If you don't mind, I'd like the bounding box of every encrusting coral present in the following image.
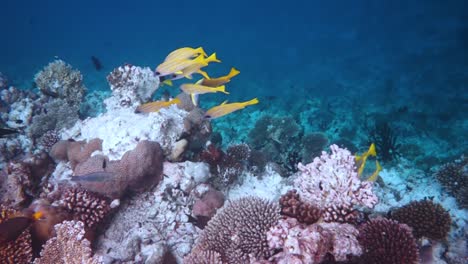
[33,220,103,264]
[389,198,452,240]
[190,196,280,263]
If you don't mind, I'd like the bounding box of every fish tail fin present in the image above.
[229,67,240,78]
[244,97,259,106]
[206,53,221,63]
[184,74,193,79]
[218,85,229,94]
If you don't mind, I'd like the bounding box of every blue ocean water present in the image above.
[1,1,468,262]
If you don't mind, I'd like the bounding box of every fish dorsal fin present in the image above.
[195,79,204,85]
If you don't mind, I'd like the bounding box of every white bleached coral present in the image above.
[105,64,160,110]
[62,105,188,160]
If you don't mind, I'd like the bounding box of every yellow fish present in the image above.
[165,47,207,62]
[197,67,240,87]
[205,98,259,119]
[135,98,181,113]
[156,54,207,77]
[180,84,229,95]
[173,62,210,80]
[356,143,377,176]
[367,160,382,182]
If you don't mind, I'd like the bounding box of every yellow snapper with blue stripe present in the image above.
[197,67,240,87]
[180,83,229,95]
[205,98,259,119]
[135,98,181,113]
[156,53,220,78]
[164,47,207,62]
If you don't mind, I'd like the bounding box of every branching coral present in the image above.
[358,218,419,264]
[279,189,322,224]
[295,144,378,223]
[34,60,86,107]
[192,196,280,263]
[34,220,103,264]
[390,199,451,240]
[105,64,160,110]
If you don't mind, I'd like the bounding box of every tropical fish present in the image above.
[205,98,259,119]
[0,211,43,244]
[180,84,229,95]
[198,67,240,87]
[165,47,207,62]
[156,53,220,78]
[156,54,207,77]
[0,127,19,137]
[135,98,181,113]
[176,63,210,80]
[355,143,381,181]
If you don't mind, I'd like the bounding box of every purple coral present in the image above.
[266,218,361,263]
[295,144,378,222]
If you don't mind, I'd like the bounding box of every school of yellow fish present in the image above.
[136,47,258,119]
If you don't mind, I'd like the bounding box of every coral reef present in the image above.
[0,72,8,89]
[279,189,322,224]
[390,198,452,240]
[34,220,103,264]
[434,156,467,209]
[34,60,86,107]
[190,196,280,263]
[358,218,419,264]
[0,205,33,264]
[295,144,378,222]
[266,217,361,263]
[105,64,160,110]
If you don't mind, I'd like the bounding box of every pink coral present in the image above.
[266,218,361,263]
[295,144,378,222]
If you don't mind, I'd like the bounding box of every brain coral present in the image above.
[192,196,280,263]
[390,199,451,240]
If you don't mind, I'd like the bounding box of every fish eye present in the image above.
[204,115,211,119]
[155,71,161,75]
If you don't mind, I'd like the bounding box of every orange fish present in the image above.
[135,98,181,113]
[205,98,259,119]
[198,67,240,87]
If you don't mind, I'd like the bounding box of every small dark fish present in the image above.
[0,127,19,137]
[0,211,42,244]
[72,171,115,182]
[40,88,59,98]
[91,56,103,71]
[0,217,32,243]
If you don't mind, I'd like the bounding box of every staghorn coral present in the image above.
[34,220,103,264]
[295,144,378,222]
[434,157,468,208]
[390,199,451,240]
[0,205,33,264]
[192,196,280,263]
[105,64,160,110]
[266,218,361,263]
[59,188,111,229]
[279,189,322,224]
[358,218,419,264]
[34,60,86,107]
